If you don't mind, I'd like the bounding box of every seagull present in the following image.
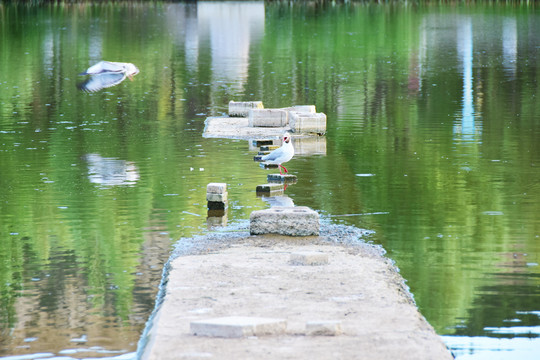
[261,133,294,175]
[79,61,139,80]
[77,72,129,93]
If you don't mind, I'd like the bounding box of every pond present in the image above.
[0,1,539,359]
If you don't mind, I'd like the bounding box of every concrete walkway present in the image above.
[138,227,454,360]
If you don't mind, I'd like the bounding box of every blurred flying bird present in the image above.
[78,61,139,92]
[79,61,139,80]
[77,72,128,93]
[261,133,294,175]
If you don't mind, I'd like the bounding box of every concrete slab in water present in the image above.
[138,232,454,360]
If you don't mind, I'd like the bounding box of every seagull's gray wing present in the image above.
[80,61,125,75]
[261,146,285,162]
[77,72,127,92]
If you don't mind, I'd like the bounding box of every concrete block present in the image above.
[207,183,227,194]
[229,101,264,117]
[267,174,297,183]
[191,316,287,338]
[206,192,228,202]
[252,139,274,147]
[249,109,288,128]
[253,155,264,162]
[207,201,227,210]
[260,145,280,151]
[290,252,329,266]
[260,162,279,169]
[250,206,320,236]
[289,112,327,134]
[305,321,342,336]
[281,105,316,114]
[256,183,284,193]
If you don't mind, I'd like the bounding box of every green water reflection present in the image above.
[0,1,539,358]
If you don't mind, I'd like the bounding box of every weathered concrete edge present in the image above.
[135,230,251,358]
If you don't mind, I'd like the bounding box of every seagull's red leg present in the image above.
[279,165,284,175]
[282,165,288,174]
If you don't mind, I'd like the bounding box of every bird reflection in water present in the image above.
[77,61,139,92]
[84,154,140,188]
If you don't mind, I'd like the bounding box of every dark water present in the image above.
[1,2,539,359]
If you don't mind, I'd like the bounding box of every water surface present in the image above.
[1,2,539,359]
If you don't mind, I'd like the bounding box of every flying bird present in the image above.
[77,72,129,93]
[79,61,139,80]
[261,133,294,175]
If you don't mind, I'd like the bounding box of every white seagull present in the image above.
[261,133,295,175]
[79,61,139,80]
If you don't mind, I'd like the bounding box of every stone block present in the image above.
[260,145,280,151]
[305,321,342,336]
[289,112,327,134]
[253,155,264,162]
[207,183,227,194]
[281,105,316,114]
[250,206,320,236]
[229,101,264,117]
[248,109,288,128]
[206,192,228,202]
[290,252,329,266]
[191,316,287,338]
[260,163,279,169]
[252,139,275,147]
[256,183,284,193]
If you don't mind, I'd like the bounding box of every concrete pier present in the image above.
[138,227,454,360]
[204,101,326,138]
